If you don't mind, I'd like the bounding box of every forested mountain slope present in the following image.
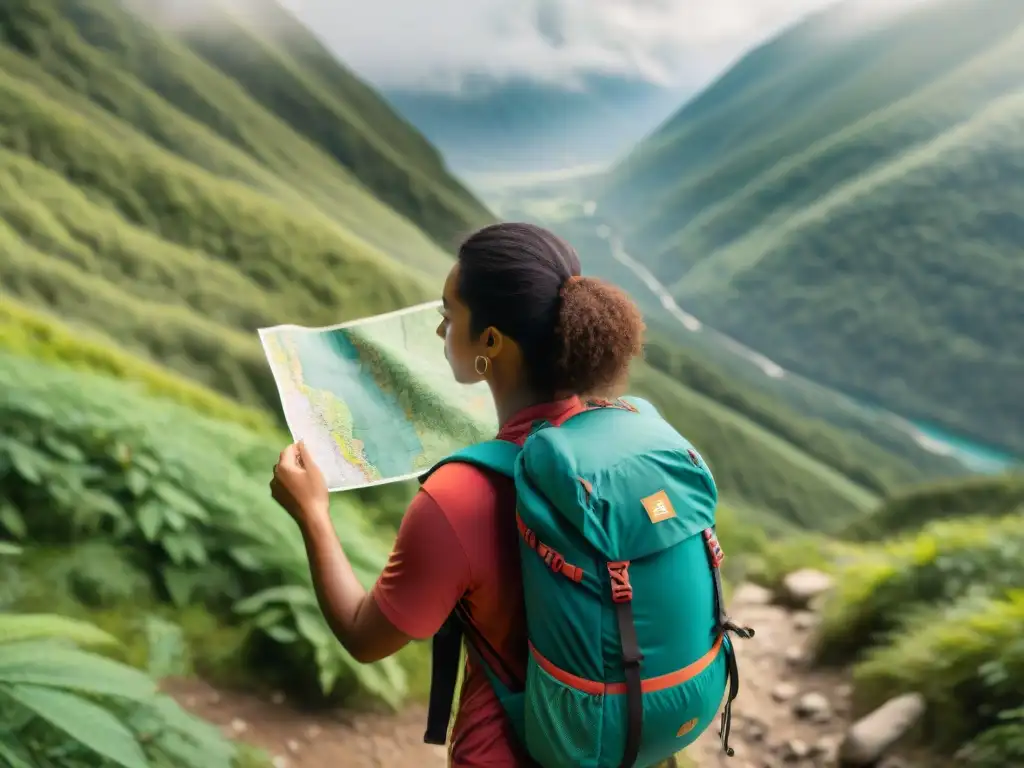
[600,0,1024,455]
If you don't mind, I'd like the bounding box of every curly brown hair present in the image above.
[555,275,644,395]
[457,222,645,397]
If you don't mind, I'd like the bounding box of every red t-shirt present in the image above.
[371,396,585,767]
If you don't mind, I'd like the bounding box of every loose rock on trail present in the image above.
[167,571,924,768]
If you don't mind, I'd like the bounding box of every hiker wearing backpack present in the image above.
[270,222,753,768]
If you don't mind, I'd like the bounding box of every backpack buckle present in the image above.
[607,561,633,604]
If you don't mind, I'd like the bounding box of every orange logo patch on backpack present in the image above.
[641,490,676,524]
[676,718,698,738]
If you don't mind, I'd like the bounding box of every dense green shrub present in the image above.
[815,514,1024,664]
[807,511,1024,761]
[0,545,259,768]
[841,473,1024,540]
[0,352,407,706]
[852,591,1024,758]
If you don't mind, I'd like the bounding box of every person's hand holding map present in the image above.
[259,301,498,492]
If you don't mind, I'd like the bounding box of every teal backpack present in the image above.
[422,397,754,768]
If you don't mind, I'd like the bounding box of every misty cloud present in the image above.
[286,0,842,92]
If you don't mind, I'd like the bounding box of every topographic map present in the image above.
[259,302,497,491]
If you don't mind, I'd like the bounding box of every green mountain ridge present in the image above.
[599,0,1024,456]
[0,0,944,534]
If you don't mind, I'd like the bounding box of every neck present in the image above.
[489,381,547,429]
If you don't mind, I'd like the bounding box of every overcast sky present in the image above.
[285,0,842,93]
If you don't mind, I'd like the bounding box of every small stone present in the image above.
[785,647,806,666]
[270,691,285,705]
[183,695,197,708]
[839,693,925,767]
[779,569,834,609]
[271,757,288,768]
[305,724,322,739]
[793,611,819,631]
[811,735,839,761]
[208,692,221,705]
[285,739,300,754]
[793,692,832,723]
[781,739,811,761]
[746,721,767,743]
[229,718,247,735]
[771,682,799,703]
[733,583,773,606]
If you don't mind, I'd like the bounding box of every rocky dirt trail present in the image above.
[168,571,924,768]
[685,580,856,768]
[166,679,447,768]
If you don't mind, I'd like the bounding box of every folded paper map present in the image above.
[259,302,497,491]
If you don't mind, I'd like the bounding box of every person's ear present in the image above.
[482,326,504,358]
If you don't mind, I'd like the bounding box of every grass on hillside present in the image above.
[0,295,275,433]
[600,0,1024,455]
[841,473,1024,540]
[1,0,492,255]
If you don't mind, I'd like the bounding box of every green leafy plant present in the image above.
[851,591,1024,755]
[956,707,1024,767]
[0,352,406,705]
[0,543,250,767]
[810,510,1024,760]
[815,513,1024,664]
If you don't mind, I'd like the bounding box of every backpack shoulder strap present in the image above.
[419,439,520,483]
[422,439,521,747]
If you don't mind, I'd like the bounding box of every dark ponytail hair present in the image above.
[457,222,645,396]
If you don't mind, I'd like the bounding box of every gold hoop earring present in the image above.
[474,355,490,376]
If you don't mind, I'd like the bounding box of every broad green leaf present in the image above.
[5,442,44,484]
[0,732,34,768]
[294,608,332,647]
[0,614,121,649]
[180,534,209,565]
[234,585,315,615]
[227,546,261,570]
[0,642,157,700]
[0,504,27,540]
[263,624,299,643]
[1,684,148,768]
[136,501,164,542]
[162,535,188,565]
[152,482,209,521]
[125,468,150,497]
[251,606,289,629]
[163,567,198,608]
[0,542,22,556]
[41,435,86,463]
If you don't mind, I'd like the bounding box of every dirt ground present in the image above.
[166,584,896,768]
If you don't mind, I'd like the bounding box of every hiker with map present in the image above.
[267,222,752,768]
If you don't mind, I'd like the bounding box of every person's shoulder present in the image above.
[421,460,511,521]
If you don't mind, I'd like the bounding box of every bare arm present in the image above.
[298,514,411,664]
[271,442,470,663]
